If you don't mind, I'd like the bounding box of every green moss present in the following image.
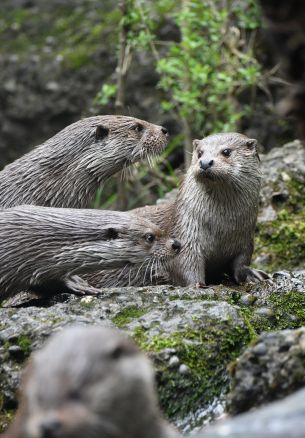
[254,174,305,272]
[0,390,15,432]
[133,321,250,420]
[79,300,96,310]
[112,306,148,328]
[270,291,305,329]
[255,182,305,273]
[255,211,305,271]
[16,335,32,357]
[236,291,305,338]
[0,392,13,433]
[0,410,13,434]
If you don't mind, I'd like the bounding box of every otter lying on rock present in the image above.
[0,205,180,301]
[0,116,169,208]
[85,132,269,287]
[4,326,180,438]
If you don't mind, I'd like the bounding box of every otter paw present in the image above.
[235,266,271,284]
[195,282,208,289]
[65,275,103,296]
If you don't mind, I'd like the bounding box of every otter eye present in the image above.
[144,233,155,243]
[109,345,125,360]
[69,389,81,400]
[105,228,118,240]
[197,150,203,159]
[132,123,144,133]
[222,148,232,157]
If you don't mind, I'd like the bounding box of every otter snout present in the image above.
[39,416,62,438]
[26,414,63,438]
[200,159,214,170]
[171,239,181,254]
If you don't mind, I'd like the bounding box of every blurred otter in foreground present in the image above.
[4,326,180,438]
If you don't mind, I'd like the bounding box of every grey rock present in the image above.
[259,140,305,209]
[228,327,305,415]
[1,272,305,433]
[0,284,248,429]
[196,387,305,438]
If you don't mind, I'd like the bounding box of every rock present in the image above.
[1,272,305,433]
[228,327,305,415]
[196,387,305,438]
[259,140,305,212]
[254,140,305,273]
[0,287,249,432]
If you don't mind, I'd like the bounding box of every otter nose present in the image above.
[161,127,168,135]
[200,159,214,170]
[172,239,181,253]
[40,418,62,438]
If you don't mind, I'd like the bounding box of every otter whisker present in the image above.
[150,257,155,283]
[143,257,153,286]
[134,257,149,283]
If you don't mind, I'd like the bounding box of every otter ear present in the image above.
[193,139,200,149]
[105,228,119,240]
[95,125,109,141]
[246,139,257,150]
[246,138,260,160]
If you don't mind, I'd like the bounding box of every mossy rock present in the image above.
[254,140,305,273]
[0,272,305,432]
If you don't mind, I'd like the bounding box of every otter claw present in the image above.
[235,266,270,284]
[65,275,103,296]
[195,282,208,289]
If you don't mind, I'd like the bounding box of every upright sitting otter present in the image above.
[4,326,180,438]
[0,205,180,301]
[0,116,168,208]
[86,133,268,287]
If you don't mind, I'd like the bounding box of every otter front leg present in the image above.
[30,275,103,296]
[232,254,270,284]
[179,256,206,287]
[64,275,103,295]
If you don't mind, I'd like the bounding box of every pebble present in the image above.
[169,355,180,367]
[179,364,191,375]
[239,294,257,306]
[252,342,267,356]
[254,307,274,317]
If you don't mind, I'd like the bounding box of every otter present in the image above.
[4,326,180,438]
[85,133,268,287]
[0,205,180,301]
[0,116,169,209]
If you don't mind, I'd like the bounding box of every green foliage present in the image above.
[93,0,263,207]
[96,83,118,106]
[156,0,261,135]
[96,0,261,136]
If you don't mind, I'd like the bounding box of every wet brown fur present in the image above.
[0,205,180,301]
[0,116,168,208]
[86,132,268,287]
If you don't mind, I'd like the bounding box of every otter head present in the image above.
[21,326,160,438]
[123,218,181,265]
[191,132,260,186]
[84,116,169,179]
